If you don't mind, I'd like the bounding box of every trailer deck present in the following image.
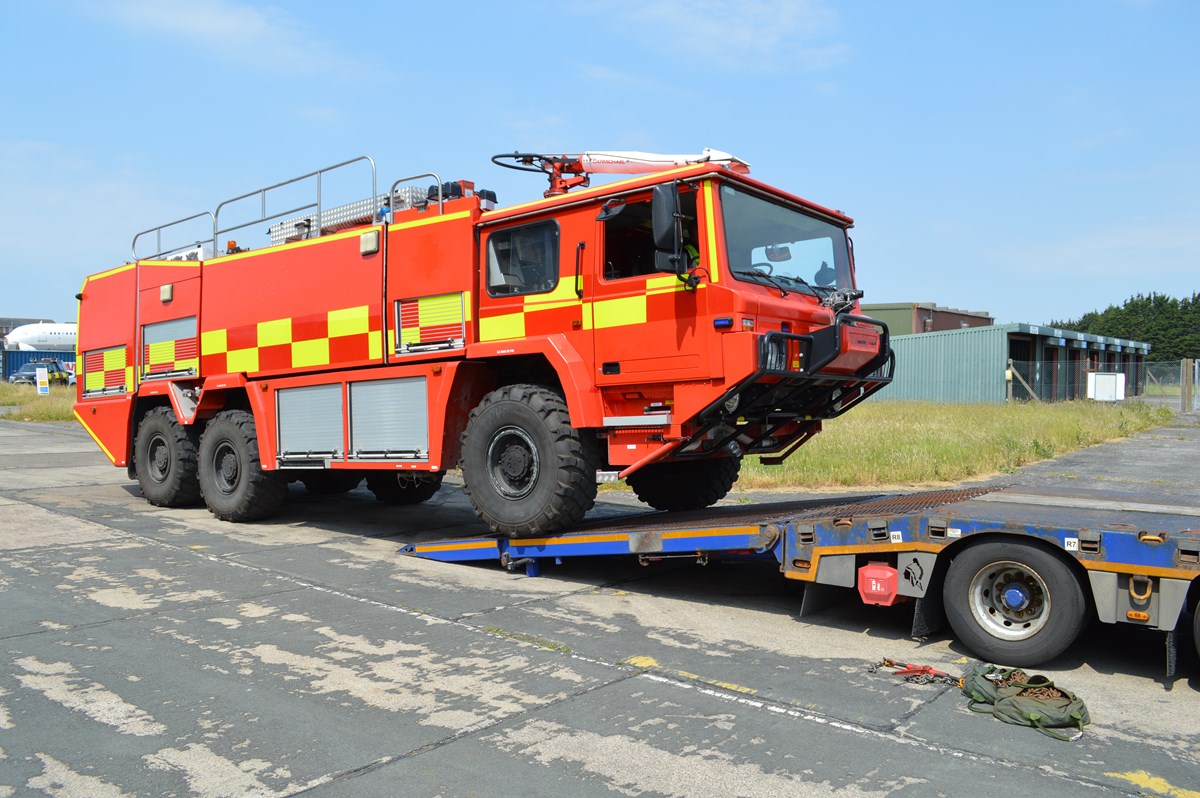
[403,482,1200,671]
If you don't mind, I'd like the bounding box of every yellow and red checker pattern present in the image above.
[83,346,131,392]
[143,336,199,375]
[399,293,466,350]
[200,305,382,375]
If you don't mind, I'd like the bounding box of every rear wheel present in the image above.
[943,540,1087,667]
[198,410,287,522]
[134,407,201,507]
[627,457,740,512]
[460,384,596,537]
[366,471,443,505]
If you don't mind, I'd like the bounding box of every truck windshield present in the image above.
[719,185,853,296]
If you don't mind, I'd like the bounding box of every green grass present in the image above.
[735,400,1175,489]
[0,383,77,421]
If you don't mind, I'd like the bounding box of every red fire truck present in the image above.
[74,150,893,536]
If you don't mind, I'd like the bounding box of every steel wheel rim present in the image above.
[212,440,241,495]
[486,426,539,500]
[967,559,1051,641]
[146,432,171,484]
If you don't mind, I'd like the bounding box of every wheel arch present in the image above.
[466,334,603,429]
[129,394,175,479]
[926,530,1097,620]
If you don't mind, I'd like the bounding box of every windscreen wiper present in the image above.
[734,268,789,298]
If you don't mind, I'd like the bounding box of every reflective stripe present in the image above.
[257,318,293,347]
[291,339,330,368]
[702,181,720,283]
[84,346,128,392]
[328,306,370,337]
[478,312,526,341]
[201,328,227,354]
[400,293,466,348]
[593,295,647,329]
[226,348,260,373]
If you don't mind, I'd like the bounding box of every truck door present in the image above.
[476,213,594,369]
[590,188,709,388]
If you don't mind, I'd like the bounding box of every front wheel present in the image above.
[627,457,740,512]
[134,407,201,507]
[198,410,287,522]
[460,384,596,537]
[943,540,1087,667]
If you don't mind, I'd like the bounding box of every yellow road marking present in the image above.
[621,656,758,695]
[1105,771,1200,798]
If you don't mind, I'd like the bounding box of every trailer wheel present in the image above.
[460,384,596,537]
[943,540,1086,667]
[300,471,363,494]
[366,471,443,505]
[134,406,201,507]
[1194,603,1200,662]
[627,457,740,512]
[198,410,287,522]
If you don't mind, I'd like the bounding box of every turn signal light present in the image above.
[1126,611,1150,622]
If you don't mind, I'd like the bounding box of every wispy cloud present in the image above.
[96,0,368,76]
[578,0,848,72]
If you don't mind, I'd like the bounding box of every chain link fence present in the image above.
[1007,358,1196,411]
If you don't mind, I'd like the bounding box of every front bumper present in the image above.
[678,314,895,462]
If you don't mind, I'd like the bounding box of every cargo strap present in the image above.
[868,658,964,688]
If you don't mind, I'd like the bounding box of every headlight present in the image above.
[764,338,788,371]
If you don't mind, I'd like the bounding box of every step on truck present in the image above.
[73,150,894,536]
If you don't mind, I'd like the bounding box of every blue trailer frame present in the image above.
[403,485,1200,673]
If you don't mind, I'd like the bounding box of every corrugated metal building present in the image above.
[862,302,992,334]
[876,323,1151,403]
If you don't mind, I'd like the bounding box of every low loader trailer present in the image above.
[405,483,1200,673]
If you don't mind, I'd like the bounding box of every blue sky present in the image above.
[2,0,1196,327]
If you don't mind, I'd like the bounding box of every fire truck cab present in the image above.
[74,151,893,537]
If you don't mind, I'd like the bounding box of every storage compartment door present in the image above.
[277,384,345,464]
[349,377,428,459]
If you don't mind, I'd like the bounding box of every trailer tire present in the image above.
[1194,603,1200,662]
[366,471,444,505]
[943,540,1086,667]
[460,384,596,537]
[300,471,363,494]
[198,410,287,522]
[134,406,201,507]
[627,457,741,512]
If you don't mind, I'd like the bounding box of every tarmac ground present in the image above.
[0,414,1198,797]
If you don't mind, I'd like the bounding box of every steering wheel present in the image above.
[750,262,774,275]
[492,152,558,173]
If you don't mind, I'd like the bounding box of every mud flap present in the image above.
[911,594,946,639]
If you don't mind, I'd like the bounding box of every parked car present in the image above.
[6,359,71,386]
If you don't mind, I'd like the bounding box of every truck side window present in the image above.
[604,193,698,280]
[486,221,560,296]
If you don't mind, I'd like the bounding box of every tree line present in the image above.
[1050,292,1200,362]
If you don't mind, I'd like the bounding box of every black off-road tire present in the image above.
[460,384,597,537]
[198,409,287,522]
[134,406,201,507]
[366,471,444,505]
[943,540,1087,667]
[627,457,741,512]
[301,471,364,495]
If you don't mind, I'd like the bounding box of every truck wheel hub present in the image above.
[487,426,539,500]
